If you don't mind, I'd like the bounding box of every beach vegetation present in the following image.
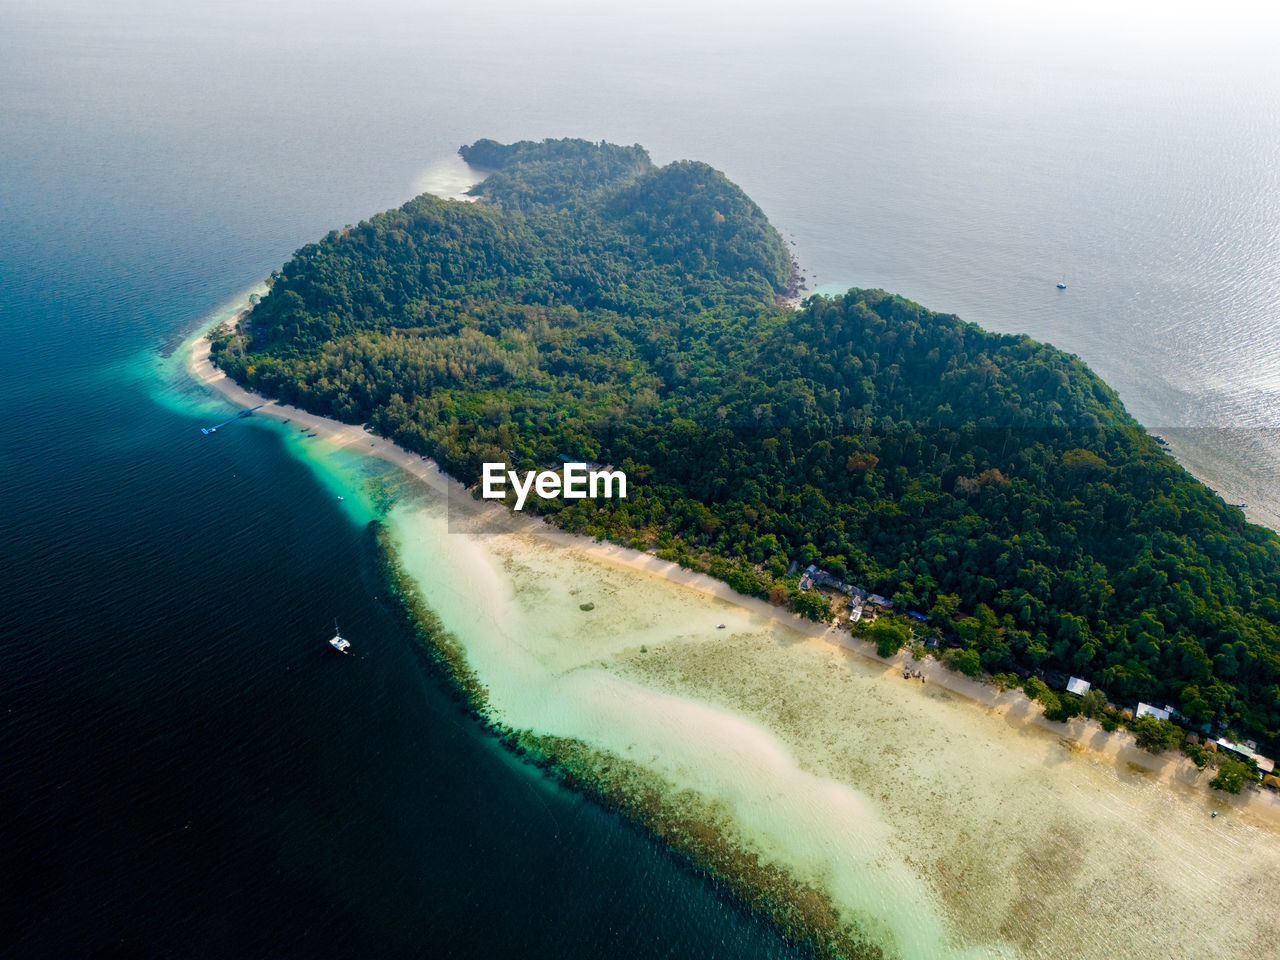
[991,671,1021,691]
[1079,687,1108,719]
[1021,675,1068,718]
[1209,759,1258,794]
[1132,715,1183,754]
[791,589,833,622]
[948,648,981,678]
[1182,741,1211,769]
[870,619,909,658]
[1043,692,1081,723]
[1035,690,1064,719]
[1022,676,1051,702]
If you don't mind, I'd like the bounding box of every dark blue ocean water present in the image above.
[3,1,1279,956]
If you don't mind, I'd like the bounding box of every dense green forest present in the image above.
[213,137,1280,749]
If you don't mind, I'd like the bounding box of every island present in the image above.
[203,138,1280,958]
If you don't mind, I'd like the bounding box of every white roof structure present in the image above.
[1215,738,1276,774]
[1066,677,1091,696]
[1135,702,1171,721]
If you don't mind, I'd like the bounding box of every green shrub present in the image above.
[1043,692,1081,723]
[790,589,833,622]
[1022,676,1051,702]
[1132,715,1182,753]
[1182,742,1210,769]
[871,619,909,658]
[1209,759,1257,794]
[1080,688,1108,719]
[1038,691,1065,720]
[951,648,981,678]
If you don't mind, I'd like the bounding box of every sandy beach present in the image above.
[189,329,1280,959]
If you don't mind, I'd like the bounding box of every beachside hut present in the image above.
[1213,738,1276,774]
[1066,676,1091,696]
[1135,702,1172,721]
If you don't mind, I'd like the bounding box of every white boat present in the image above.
[329,619,351,654]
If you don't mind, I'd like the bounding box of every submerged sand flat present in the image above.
[189,334,1280,960]
[389,500,1280,960]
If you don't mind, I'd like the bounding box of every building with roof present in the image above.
[1066,677,1091,696]
[1214,738,1276,774]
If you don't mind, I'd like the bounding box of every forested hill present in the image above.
[213,138,1280,748]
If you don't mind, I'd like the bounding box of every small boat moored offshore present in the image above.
[1056,281,1067,289]
[329,619,351,654]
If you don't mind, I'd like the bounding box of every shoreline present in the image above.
[187,330,1280,827]
[188,318,1280,958]
[185,330,1280,829]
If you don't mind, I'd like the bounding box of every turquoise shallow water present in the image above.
[5,1,1280,956]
